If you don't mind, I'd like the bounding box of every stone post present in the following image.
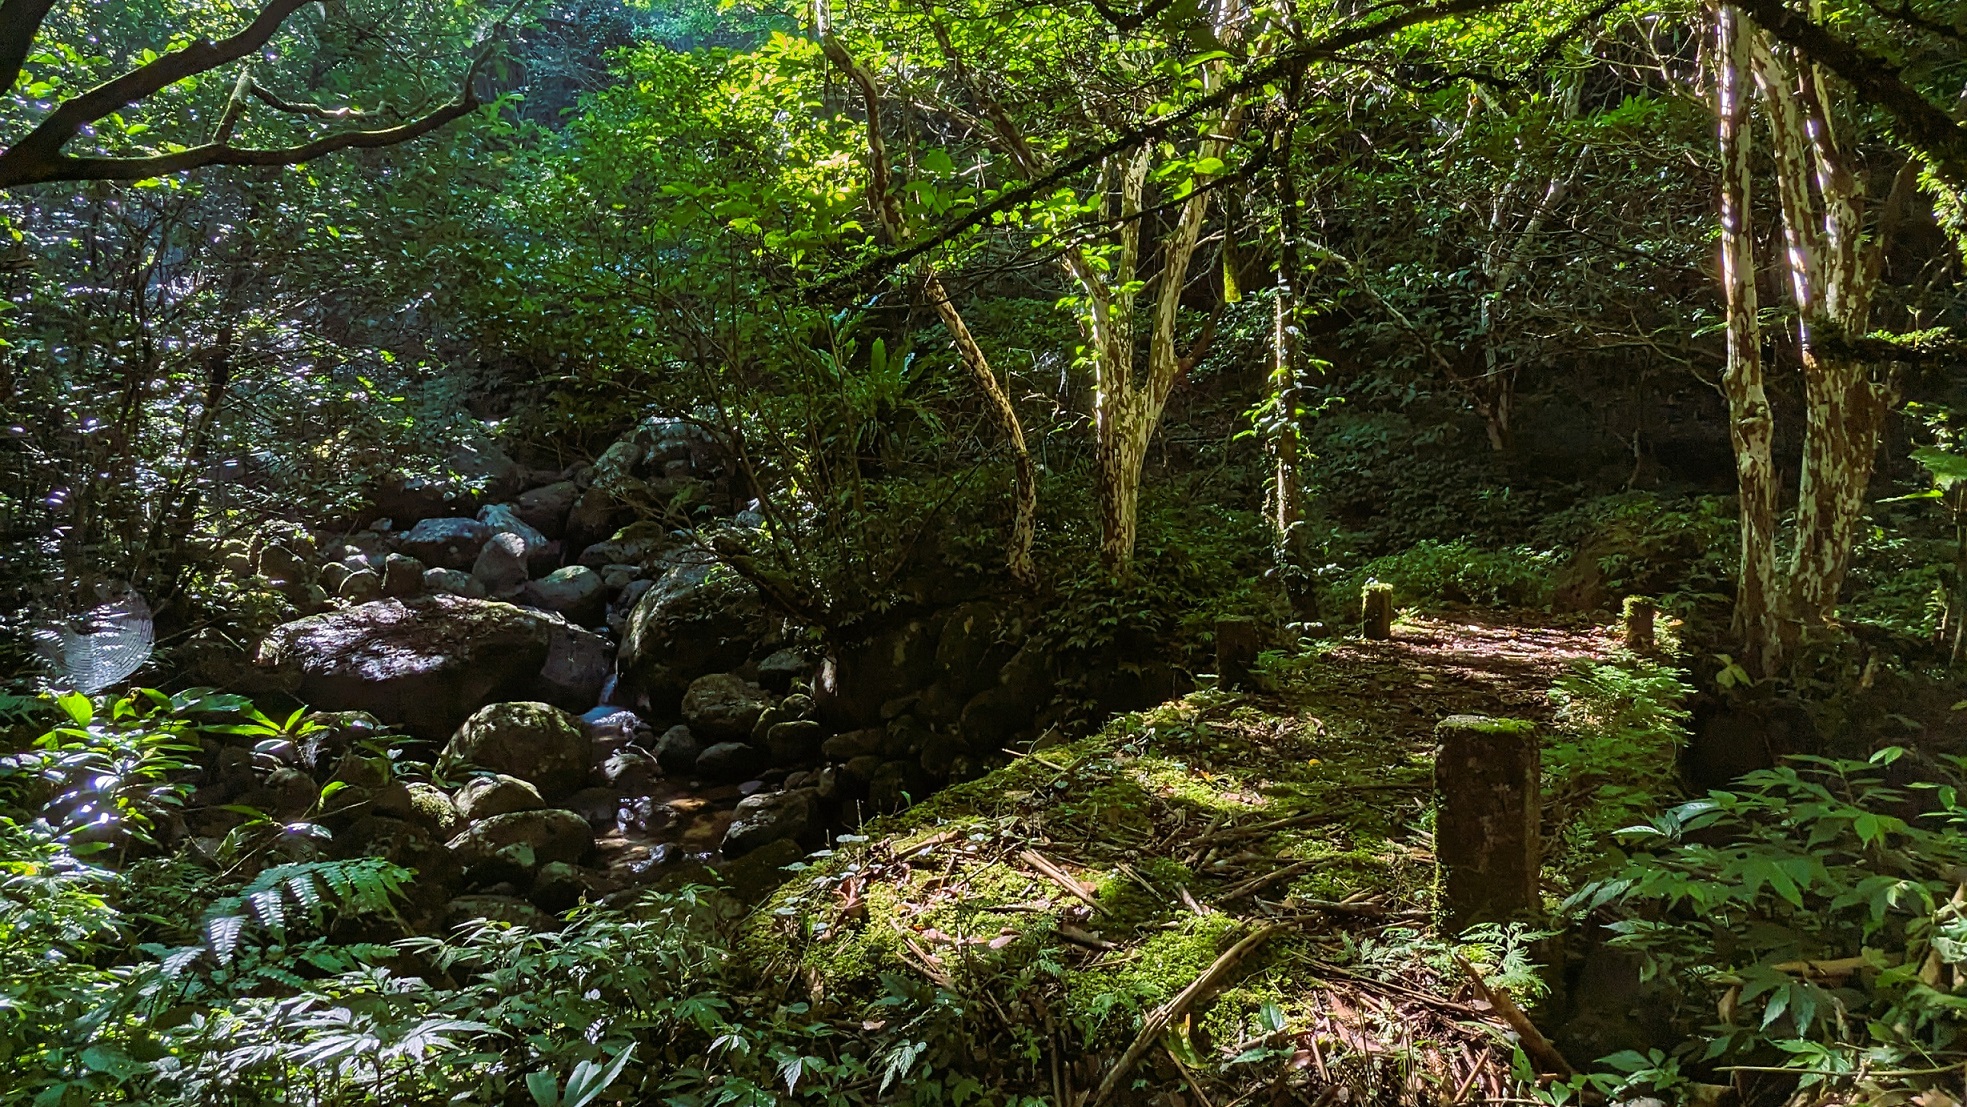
[1434,714,1541,930]
[1215,617,1259,690]
[1622,596,1657,653]
[1361,581,1394,640]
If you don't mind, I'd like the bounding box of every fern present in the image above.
[194,859,410,968]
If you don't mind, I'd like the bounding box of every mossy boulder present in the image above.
[440,702,588,800]
[617,557,767,716]
[453,773,544,822]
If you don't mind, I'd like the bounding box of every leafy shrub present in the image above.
[1574,749,1967,1098]
[1325,539,1557,614]
[1542,657,1690,885]
[1539,493,1736,613]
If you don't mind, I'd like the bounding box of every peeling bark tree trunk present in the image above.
[1754,37,1894,629]
[1717,4,1785,675]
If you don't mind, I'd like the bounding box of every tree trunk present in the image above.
[1717,4,1785,676]
[1788,354,1888,621]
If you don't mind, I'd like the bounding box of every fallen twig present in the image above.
[1454,955,1575,1079]
[1091,924,1282,1105]
[1021,848,1103,912]
[1219,859,1316,901]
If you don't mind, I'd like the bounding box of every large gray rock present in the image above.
[522,566,605,623]
[515,481,580,538]
[401,518,495,571]
[255,596,552,739]
[453,773,544,822]
[765,720,823,765]
[616,556,767,715]
[471,532,530,598]
[439,701,589,800]
[478,503,549,558]
[722,788,817,857]
[682,673,771,739]
[533,617,613,711]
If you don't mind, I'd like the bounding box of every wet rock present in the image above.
[453,773,544,822]
[256,596,552,740]
[338,569,382,604]
[615,578,653,612]
[594,749,657,791]
[616,555,767,715]
[695,741,764,783]
[654,725,702,775]
[515,480,580,539]
[423,567,488,599]
[722,788,817,857]
[440,701,588,800]
[522,566,605,623]
[401,517,495,570]
[757,648,815,693]
[600,564,643,593]
[471,532,529,598]
[765,720,823,765]
[682,673,771,740]
[382,554,424,599]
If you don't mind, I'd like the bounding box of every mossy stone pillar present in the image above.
[1622,596,1657,653]
[1361,581,1394,640]
[1216,617,1259,690]
[1434,714,1540,930]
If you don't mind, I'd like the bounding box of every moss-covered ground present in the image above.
[727,613,1635,1105]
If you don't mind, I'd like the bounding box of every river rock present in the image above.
[616,555,767,715]
[721,788,817,857]
[471,532,529,598]
[255,596,552,739]
[765,719,823,765]
[478,503,549,561]
[654,725,701,775]
[453,773,544,822]
[447,808,594,875]
[401,517,495,570]
[439,701,589,800]
[405,782,460,835]
[532,616,611,711]
[381,554,424,598]
[522,566,605,623]
[756,648,815,693]
[515,480,580,538]
[338,569,382,604]
[694,741,763,782]
[422,567,487,598]
[682,673,771,739]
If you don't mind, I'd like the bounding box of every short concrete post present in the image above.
[1434,714,1541,930]
[1361,581,1394,640]
[1216,617,1259,690]
[1622,596,1657,653]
